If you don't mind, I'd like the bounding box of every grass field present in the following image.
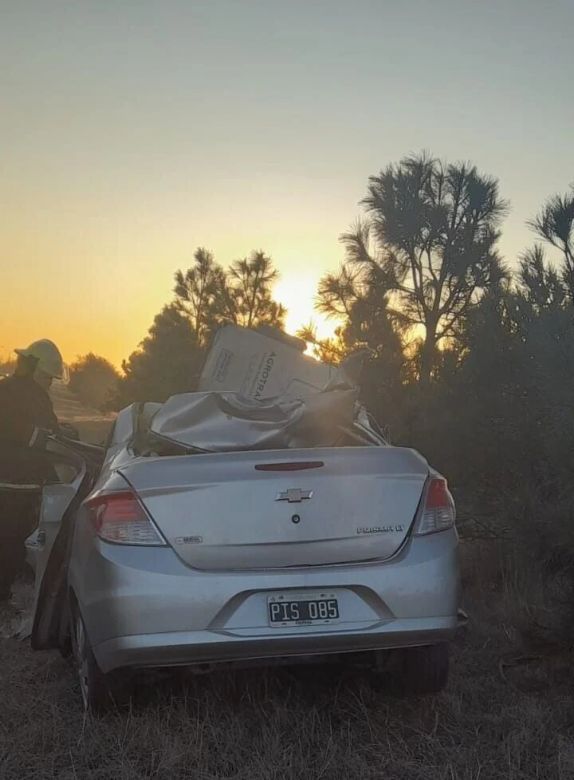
[1,574,573,780]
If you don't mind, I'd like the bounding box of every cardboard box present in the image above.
[199,325,337,401]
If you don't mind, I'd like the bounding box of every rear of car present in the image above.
[67,443,459,710]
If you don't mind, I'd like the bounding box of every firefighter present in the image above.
[0,340,64,601]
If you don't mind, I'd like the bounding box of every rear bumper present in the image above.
[69,529,460,674]
[95,616,457,673]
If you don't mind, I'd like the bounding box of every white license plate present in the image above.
[267,593,340,627]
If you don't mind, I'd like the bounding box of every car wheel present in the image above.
[396,643,449,695]
[71,608,128,713]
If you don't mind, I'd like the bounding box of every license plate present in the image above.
[267,594,340,626]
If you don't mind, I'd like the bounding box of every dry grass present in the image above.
[10,383,565,776]
[1,559,573,780]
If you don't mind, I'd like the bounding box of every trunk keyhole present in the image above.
[291,514,301,524]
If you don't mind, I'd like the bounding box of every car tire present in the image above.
[396,643,449,695]
[71,607,129,713]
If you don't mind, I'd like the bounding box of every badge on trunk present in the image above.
[276,488,313,503]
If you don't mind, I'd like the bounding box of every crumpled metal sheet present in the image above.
[149,386,358,452]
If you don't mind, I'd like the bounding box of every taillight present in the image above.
[85,490,166,546]
[254,461,324,471]
[414,478,456,536]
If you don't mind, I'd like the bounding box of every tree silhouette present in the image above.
[113,304,201,406]
[322,153,508,382]
[518,245,567,313]
[226,251,286,329]
[296,322,348,365]
[175,248,285,341]
[69,353,119,411]
[527,187,574,303]
[174,248,227,346]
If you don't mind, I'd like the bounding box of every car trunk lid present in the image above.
[119,446,429,570]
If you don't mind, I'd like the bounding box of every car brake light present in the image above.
[414,478,456,536]
[85,490,166,546]
[254,461,324,471]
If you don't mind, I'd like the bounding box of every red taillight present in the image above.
[425,478,450,509]
[415,478,456,536]
[85,490,165,546]
[254,461,324,472]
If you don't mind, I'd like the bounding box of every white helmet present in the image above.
[15,339,64,379]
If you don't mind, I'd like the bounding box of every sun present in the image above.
[273,274,339,342]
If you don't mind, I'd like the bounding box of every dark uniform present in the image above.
[0,374,59,599]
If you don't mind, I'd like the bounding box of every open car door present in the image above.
[29,438,103,650]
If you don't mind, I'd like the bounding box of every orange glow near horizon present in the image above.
[0,235,339,370]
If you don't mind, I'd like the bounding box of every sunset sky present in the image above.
[1,0,572,367]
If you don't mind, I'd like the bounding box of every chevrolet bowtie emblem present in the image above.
[276,488,313,503]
